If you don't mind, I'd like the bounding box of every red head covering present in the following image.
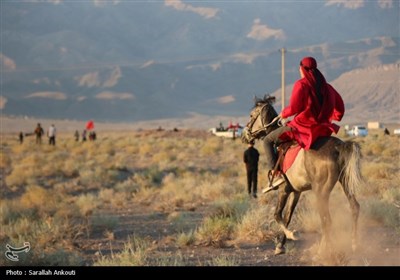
[299,57,332,122]
[300,57,325,88]
[300,57,317,70]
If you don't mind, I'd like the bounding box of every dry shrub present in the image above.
[200,138,222,156]
[152,151,176,164]
[176,230,196,247]
[94,235,149,266]
[235,204,276,242]
[90,215,119,231]
[363,142,385,156]
[75,193,99,216]
[196,216,235,247]
[197,175,242,201]
[62,158,80,177]
[209,198,249,222]
[139,143,154,156]
[99,188,115,204]
[208,255,239,266]
[110,192,128,208]
[362,161,393,180]
[19,185,57,215]
[382,187,400,204]
[0,153,12,169]
[5,166,38,186]
[363,198,400,228]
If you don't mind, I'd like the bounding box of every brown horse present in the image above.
[241,95,363,256]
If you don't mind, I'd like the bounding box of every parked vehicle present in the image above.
[346,125,368,137]
[209,127,243,138]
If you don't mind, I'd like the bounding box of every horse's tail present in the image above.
[337,141,363,195]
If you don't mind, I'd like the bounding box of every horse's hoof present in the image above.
[287,230,299,241]
[274,246,286,255]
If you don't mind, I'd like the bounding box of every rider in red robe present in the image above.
[280,57,345,149]
[263,57,345,191]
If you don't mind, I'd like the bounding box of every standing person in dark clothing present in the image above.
[82,129,87,142]
[19,132,24,144]
[243,141,260,198]
[34,123,44,145]
[74,130,80,142]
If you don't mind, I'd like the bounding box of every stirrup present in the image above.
[262,171,286,193]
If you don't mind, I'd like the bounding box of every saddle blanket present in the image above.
[282,145,302,173]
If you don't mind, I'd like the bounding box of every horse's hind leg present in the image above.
[340,182,360,252]
[315,193,333,255]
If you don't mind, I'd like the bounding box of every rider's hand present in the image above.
[278,117,288,126]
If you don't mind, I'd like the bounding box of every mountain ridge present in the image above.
[1,1,399,123]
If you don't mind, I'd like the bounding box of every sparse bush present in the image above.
[152,252,186,266]
[90,215,119,231]
[176,230,196,247]
[75,193,99,216]
[19,185,57,215]
[235,204,276,242]
[0,153,12,169]
[208,255,239,266]
[209,199,249,222]
[94,235,149,266]
[364,199,400,228]
[200,138,222,156]
[196,216,235,247]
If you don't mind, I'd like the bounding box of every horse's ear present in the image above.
[269,96,276,104]
[253,95,260,105]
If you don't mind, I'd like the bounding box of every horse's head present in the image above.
[241,95,279,144]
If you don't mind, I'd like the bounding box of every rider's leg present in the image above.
[262,126,291,190]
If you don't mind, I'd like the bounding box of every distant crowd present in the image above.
[18,123,97,146]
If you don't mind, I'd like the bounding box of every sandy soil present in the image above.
[76,199,400,266]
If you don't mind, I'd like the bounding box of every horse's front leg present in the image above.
[273,184,298,254]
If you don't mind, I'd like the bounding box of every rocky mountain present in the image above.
[1,1,399,123]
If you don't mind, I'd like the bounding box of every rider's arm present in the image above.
[281,81,307,119]
[328,84,345,122]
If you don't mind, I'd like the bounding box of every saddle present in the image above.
[267,141,301,191]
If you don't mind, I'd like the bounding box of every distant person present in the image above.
[384,128,390,136]
[74,130,80,142]
[34,123,44,145]
[82,129,87,142]
[48,124,56,146]
[219,122,224,131]
[89,131,97,141]
[19,131,24,144]
[243,141,260,198]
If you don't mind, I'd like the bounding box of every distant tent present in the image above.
[86,120,94,130]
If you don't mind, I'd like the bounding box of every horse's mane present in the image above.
[253,94,276,108]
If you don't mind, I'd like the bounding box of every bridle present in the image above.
[242,102,280,143]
